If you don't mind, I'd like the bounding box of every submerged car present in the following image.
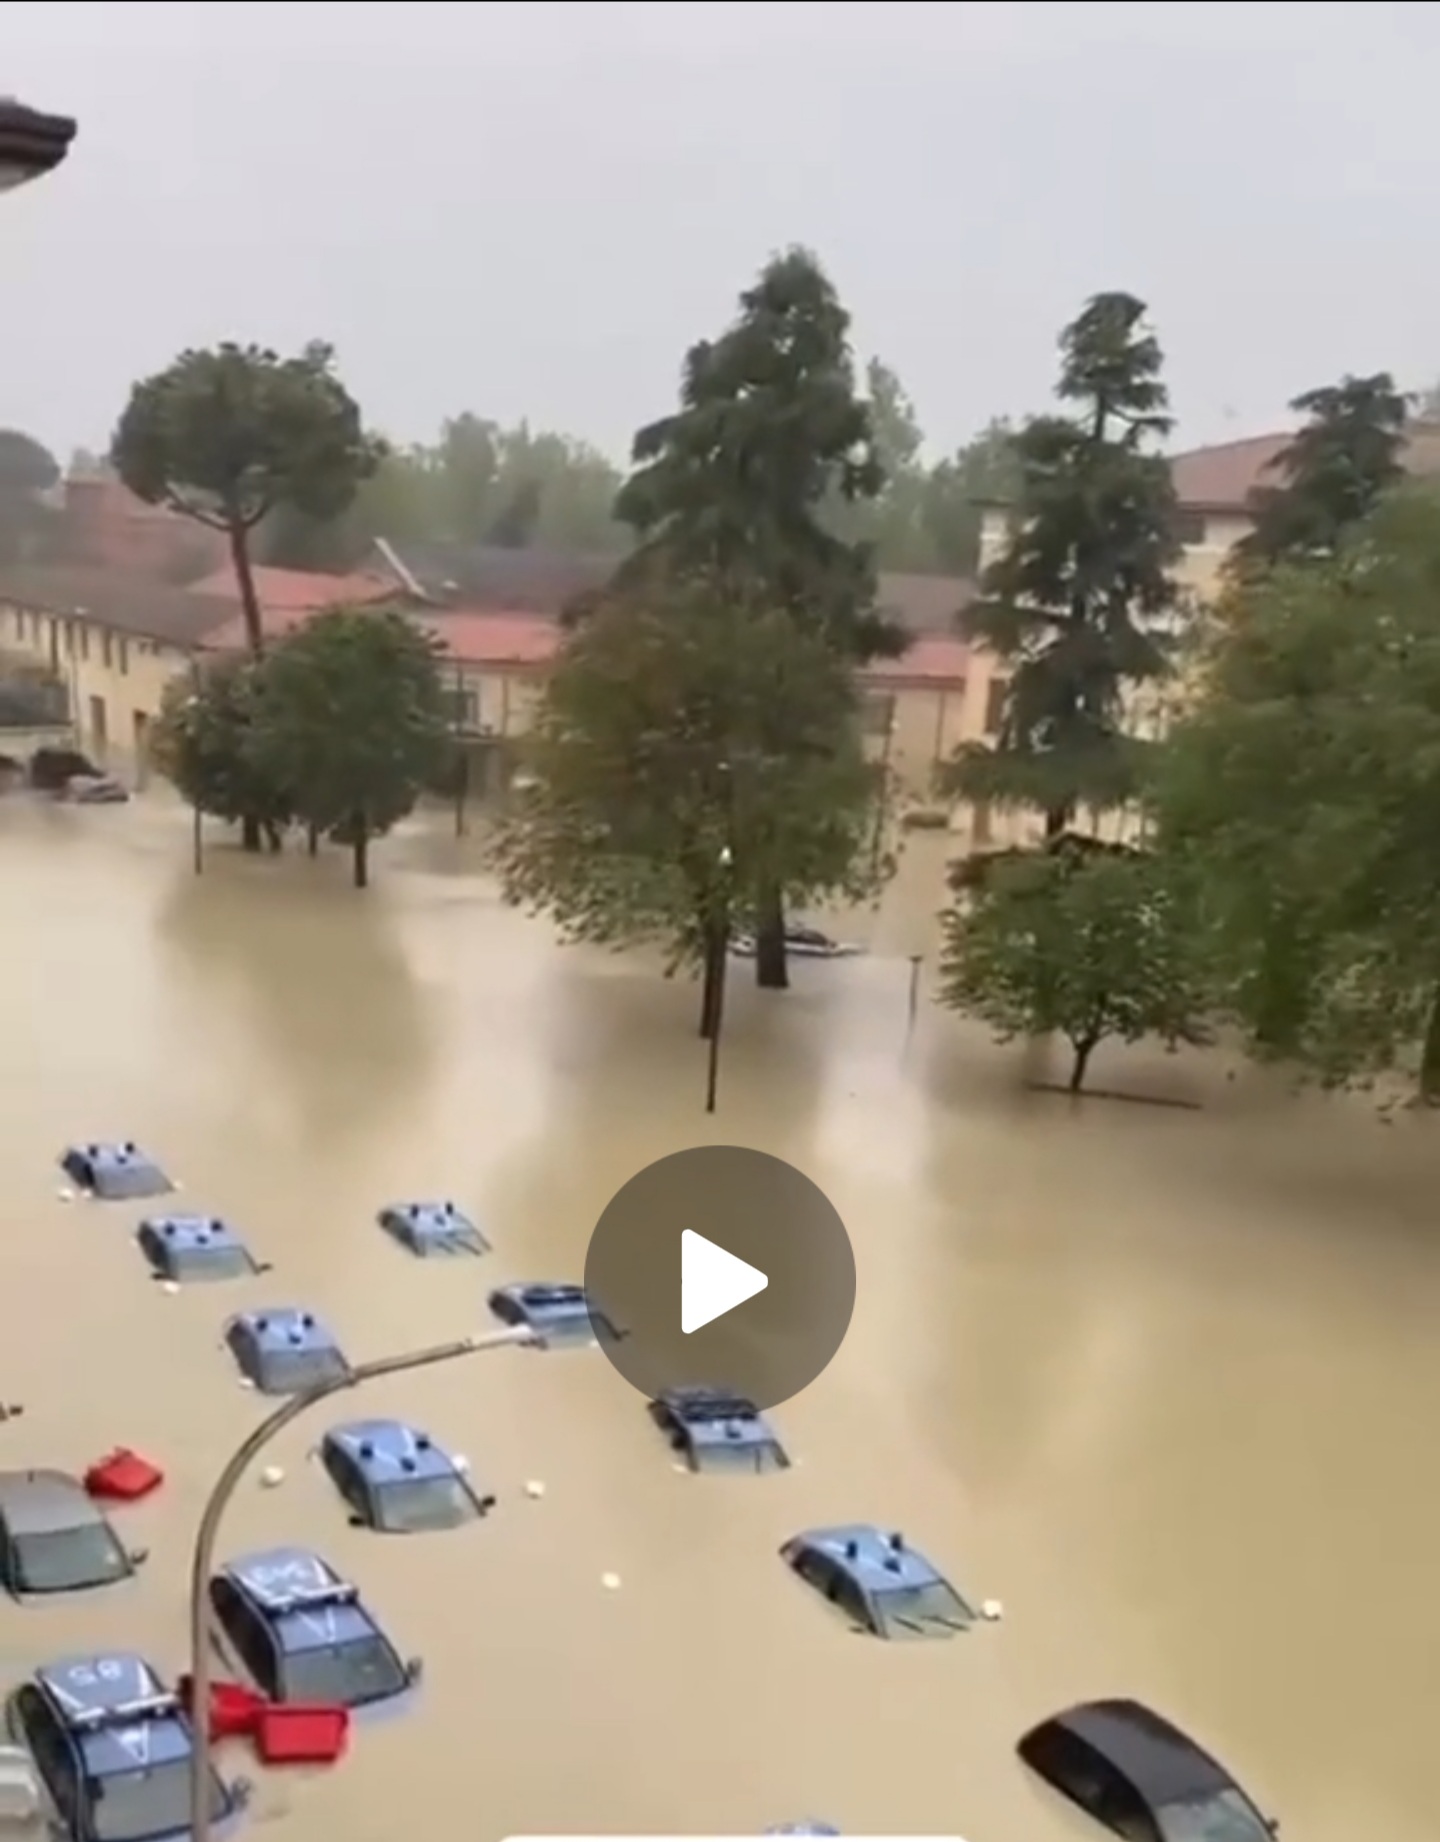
[222,1308,350,1395]
[12,1652,248,1842]
[486,1283,623,1349]
[0,1471,146,1600]
[61,775,129,805]
[1018,1700,1278,1842]
[650,1387,790,1474]
[764,1827,840,1837]
[136,1216,262,1285]
[210,1545,420,1713]
[319,1419,494,1533]
[730,923,862,960]
[780,1525,1002,1640]
[377,1200,490,1259]
[58,1143,171,1202]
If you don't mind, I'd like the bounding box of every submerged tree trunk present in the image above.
[306,823,319,858]
[699,929,724,1039]
[754,882,789,990]
[1068,1034,1099,1093]
[1420,981,1440,1103]
[227,516,267,854]
[240,815,261,852]
[263,823,283,854]
[351,818,369,890]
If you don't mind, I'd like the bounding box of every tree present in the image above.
[939,846,1209,1094]
[1237,373,1409,569]
[1155,488,1440,1096]
[111,341,382,660]
[612,246,899,987]
[918,420,1021,576]
[490,572,882,1031]
[249,608,450,888]
[150,656,293,849]
[947,292,1180,837]
[0,428,60,564]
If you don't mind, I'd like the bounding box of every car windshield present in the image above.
[91,1760,228,1842]
[13,1523,129,1593]
[693,1439,785,1474]
[169,1243,251,1281]
[281,1637,407,1708]
[375,1475,477,1532]
[1156,1791,1273,1842]
[873,1579,974,1636]
[259,1347,348,1392]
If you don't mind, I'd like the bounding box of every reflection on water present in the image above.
[0,797,1437,1842]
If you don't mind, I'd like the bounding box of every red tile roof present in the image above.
[1170,434,1293,513]
[861,634,969,687]
[186,566,395,611]
[421,611,561,668]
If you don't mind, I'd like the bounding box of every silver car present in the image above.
[0,1471,146,1600]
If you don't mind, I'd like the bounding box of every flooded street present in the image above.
[1,795,1437,1842]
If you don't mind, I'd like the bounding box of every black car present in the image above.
[1018,1699,1278,1842]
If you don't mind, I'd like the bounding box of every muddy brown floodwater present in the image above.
[2,793,1438,1842]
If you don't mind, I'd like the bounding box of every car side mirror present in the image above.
[128,1548,149,1568]
[404,1657,424,1687]
[347,1515,366,1529]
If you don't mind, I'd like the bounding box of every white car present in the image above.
[730,923,863,960]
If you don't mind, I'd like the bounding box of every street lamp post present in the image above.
[0,98,77,193]
[188,1324,538,1842]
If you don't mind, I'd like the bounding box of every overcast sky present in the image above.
[8,0,1440,467]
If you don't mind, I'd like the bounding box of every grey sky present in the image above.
[8,0,1440,468]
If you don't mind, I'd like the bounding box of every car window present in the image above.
[792,1547,832,1591]
[281,1637,408,1708]
[374,1476,477,1533]
[168,1243,251,1282]
[12,1523,130,1594]
[833,1573,870,1626]
[321,1447,361,1509]
[90,1760,228,1842]
[212,1580,279,1694]
[873,1579,973,1636]
[257,1348,348,1392]
[15,1689,75,1823]
[1155,1790,1274,1842]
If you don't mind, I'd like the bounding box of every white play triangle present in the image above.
[681,1230,769,1334]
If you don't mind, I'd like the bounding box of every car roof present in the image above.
[141,1215,247,1253]
[325,1420,454,1483]
[225,1546,376,1650]
[231,1308,339,1354]
[383,1200,482,1237]
[503,1282,588,1313]
[0,1469,102,1534]
[1042,1699,1233,1803]
[792,1525,943,1591]
[37,1653,176,1730]
[664,1385,760,1418]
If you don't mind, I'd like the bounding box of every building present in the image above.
[57,472,226,583]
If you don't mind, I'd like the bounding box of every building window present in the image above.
[63,621,75,657]
[117,637,129,676]
[1173,508,1208,546]
[79,625,89,662]
[984,678,1007,736]
[102,630,113,669]
[441,686,479,728]
[860,691,896,737]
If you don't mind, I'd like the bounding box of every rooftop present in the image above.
[0,564,236,649]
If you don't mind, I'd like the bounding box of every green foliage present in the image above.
[151,657,293,836]
[0,428,60,565]
[490,574,884,967]
[1237,374,1409,570]
[939,847,1210,1092]
[613,247,901,664]
[948,292,1180,832]
[0,429,58,495]
[249,609,450,887]
[1155,488,1440,1093]
[111,341,382,653]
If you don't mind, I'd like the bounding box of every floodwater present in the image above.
[1,793,1438,1842]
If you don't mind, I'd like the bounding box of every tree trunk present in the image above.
[699,931,723,1039]
[240,815,261,853]
[307,824,319,858]
[264,822,283,854]
[1069,1035,1098,1093]
[227,517,266,660]
[1420,982,1440,1103]
[754,882,789,990]
[1044,806,1068,841]
[351,819,369,890]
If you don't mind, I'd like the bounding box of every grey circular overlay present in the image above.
[583,1146,856,1411]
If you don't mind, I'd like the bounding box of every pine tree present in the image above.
[950,291,1180,838]
[1238,373,1409,568]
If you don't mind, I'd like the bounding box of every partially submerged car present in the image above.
[0,1470,146,1600]
[318,1419,494,1533]
[11,1652,249,1842]
[222,1309,349,1395]
[1017,1699,1278,1842]
[59,1143,171,1202]
[650,1387,790,1474]
[377,1200,490,1258]
[210,1545,420,1714]
[487,1283,624,1349]
[730,922,862,960]
[136,1216,263,1285]
[764,1827,840,1836]
[60,775,128,805]
[780,1525,1002,1640]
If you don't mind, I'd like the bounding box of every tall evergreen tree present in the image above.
[1237,373,1409,569]
[611,247,899,985]
[948,291,1180,838]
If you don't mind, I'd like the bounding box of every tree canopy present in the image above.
[111,341,382,657]
[490,572,880,1023]
[150,655,293,848]
[948,291,1181,834]
[1237,373,1409,570]
[1156,489,1440,1095]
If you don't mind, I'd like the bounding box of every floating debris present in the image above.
[600,1571,621,1591]
[523,1479,545,1499]
[259,1466,284,1489]
[981,1598,1005,1621]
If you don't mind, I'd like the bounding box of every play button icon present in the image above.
[681,1231,768,1333]
[584,1146,856,1410]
